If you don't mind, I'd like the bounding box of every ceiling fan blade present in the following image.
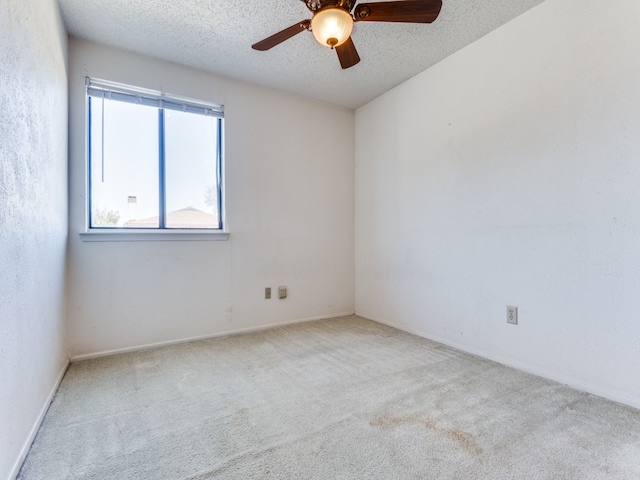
[252,20,311,51]
[335,36,361,69]
[354,0,442,23]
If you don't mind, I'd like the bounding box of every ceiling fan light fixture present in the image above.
[311,8,353,49]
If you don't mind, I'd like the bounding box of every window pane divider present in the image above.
[159,109,166,229]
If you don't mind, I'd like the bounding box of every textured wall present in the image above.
[356,0,640,408]
[67,40,355,358]
[0,0,68,478]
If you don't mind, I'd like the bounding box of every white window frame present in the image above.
[80,77,228,242]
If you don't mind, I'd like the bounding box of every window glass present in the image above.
[165,110,220,229]
[90,99,159,227]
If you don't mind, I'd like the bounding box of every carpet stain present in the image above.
[370,414,483,455]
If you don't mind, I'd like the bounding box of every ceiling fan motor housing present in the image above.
[301,0,357,13]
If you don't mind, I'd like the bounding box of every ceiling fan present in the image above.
[252,0,443,69]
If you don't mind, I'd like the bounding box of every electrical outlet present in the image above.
[265,287,271,299]
[278,286,287,299]
[507,305,518,325]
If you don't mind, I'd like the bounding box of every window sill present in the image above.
[79,229,229,242]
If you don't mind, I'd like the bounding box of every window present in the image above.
[85,78,225,237]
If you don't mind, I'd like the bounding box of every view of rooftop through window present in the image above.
[88,82,223,230]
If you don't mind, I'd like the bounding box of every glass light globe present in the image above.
[311,8,354,48]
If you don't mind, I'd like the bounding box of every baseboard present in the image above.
[360,313,640,411]
[9,359,69,480]
[69,311,356,363]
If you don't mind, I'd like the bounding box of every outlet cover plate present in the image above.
[278,286,287,299]
[507,305,518,325]
[265,287,271,299]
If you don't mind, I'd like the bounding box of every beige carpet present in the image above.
[18,316,640,479]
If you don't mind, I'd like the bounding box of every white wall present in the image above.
[356,0,640,408]
[68,39,355,358]
[0,0,68,478]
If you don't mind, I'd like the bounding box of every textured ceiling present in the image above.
[57,0,545,109]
